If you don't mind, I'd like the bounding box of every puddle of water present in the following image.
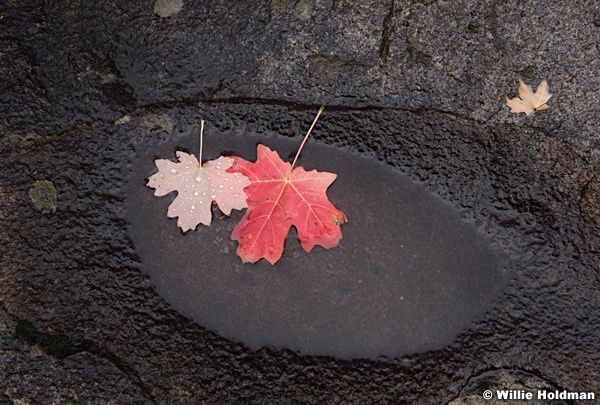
[125,129,508,359]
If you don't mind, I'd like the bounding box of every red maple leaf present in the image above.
[228,108,347,264]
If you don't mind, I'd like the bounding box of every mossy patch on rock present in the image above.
[28,180,57,214]
[270,0,286,15]
[139,112,174,134]
[153,0,183,18]
[294,0,313,21]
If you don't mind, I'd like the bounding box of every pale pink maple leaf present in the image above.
[148,147,250,232]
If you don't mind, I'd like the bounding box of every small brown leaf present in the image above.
[505,79,552,116]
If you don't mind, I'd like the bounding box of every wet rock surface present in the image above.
[1,1,598,404]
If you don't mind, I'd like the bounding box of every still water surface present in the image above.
[126,131,507,359]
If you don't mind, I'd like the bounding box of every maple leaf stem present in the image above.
[291,106,325,170]
[199,120,205,166]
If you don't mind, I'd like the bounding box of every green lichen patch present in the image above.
[139,112,174,134]
[270,0,286,15]
[29,180,58,214]
[153,0,183,18]
[294,0,313,21]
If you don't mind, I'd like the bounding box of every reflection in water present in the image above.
[126,131,507,359]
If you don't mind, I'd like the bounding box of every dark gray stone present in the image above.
[1,0,598,403]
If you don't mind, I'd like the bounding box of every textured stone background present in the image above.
[2,1,598,149]
[1,0,598,403]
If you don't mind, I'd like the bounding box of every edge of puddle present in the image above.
[125,108,514,359]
